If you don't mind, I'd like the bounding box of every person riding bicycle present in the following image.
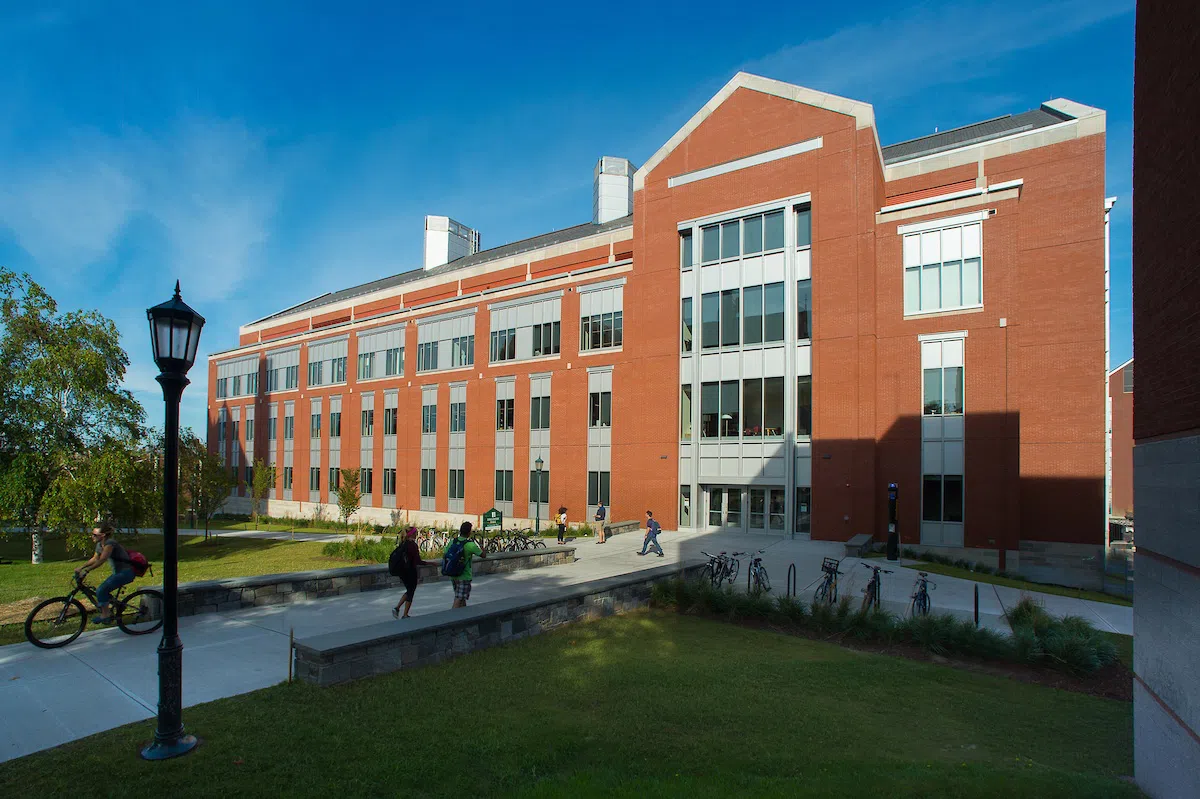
[74,523,135,625]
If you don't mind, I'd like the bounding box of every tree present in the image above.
[180,430,233,541]
[0,268,145,562]
[337,467,362,526]
[250,457,276,530]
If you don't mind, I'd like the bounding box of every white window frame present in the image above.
[900,212,986,317]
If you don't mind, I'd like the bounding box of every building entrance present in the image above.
[702,485,787,534]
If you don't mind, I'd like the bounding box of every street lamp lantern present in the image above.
[141,281,203,761]
[534,456,544,535]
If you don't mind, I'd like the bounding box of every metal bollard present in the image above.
[787,563,797,598]
[974,584,979,628]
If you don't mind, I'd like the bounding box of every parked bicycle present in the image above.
[700,551,738,587]
[747,550,771,593]
[861,563,893,611]
[25,574,163,649]
[909,571,936,617]
[814,557,842,605]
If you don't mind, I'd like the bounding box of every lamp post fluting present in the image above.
[142,281,204,761]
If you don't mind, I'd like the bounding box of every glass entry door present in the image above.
[749,487,787,533]
[705,487,743,530]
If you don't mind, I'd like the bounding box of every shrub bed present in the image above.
[321,537,439,564]
[651,578,1119,676]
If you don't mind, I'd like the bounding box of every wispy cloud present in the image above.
[741,0,1134,102]
[0,117,279,303]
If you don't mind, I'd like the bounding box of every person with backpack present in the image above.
[637,510,664,557]
[442,521,486,608]
[390,527,435,619]
[594,501,607,544]
[74,523,139,625]
[556,506,568,545]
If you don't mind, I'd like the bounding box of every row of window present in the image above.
[681,206,811,268]
[490,321,563,363]
[308,358,348,388]
[681,376,812,441]
[681,280,812,353]
[580,311,623,352]
[215,372,260,399]
[357,348,404,381]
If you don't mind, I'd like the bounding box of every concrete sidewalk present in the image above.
[0,528,1131,764]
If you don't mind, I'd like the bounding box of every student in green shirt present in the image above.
[445,521,486,608]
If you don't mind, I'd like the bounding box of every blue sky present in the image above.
[0,0,1134,434]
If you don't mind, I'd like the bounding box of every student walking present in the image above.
[637,510,664,557]
[442,521,486,609]
[391,527,435,619]
[556,506,568,545]
[594,501,607,544]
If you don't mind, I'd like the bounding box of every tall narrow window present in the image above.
[494,470,514,502]
[529,470,549,504]
[764,210,785,250]
[681,297,693,353]
[330,412,341,438]
[763,283,785,342]
[720,219,740,259]
[720,289,740,347]
[743,286,763,345]
[680,384,692,441]
[450,401,466,433]
[795,205,812,249]
[743,214,763,254]
[924,366,964,416]
[383,407,397,436]
[743,379,762,437]
[361,409,374,436]
[701,224,720,263]
[763,377,784,438]
[311,413,321,438]
[309,468,320,492]
[701,382,719,439]
[284,414,294,440]
[796,376,812,438]
[495,398,514,431]
[589,391,612,428]
[701,293,719,349]
[720,380,739,438]
[587,471,611,506]
[421,403,437,433]
[361,468,373,495]
[530,396,550,430]
[680,229,693,268]
[797,279,812,340]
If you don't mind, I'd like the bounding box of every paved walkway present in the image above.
[0,529,1131,764]
[140,527,356,543]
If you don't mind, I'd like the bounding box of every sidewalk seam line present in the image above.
[67,650,156,714]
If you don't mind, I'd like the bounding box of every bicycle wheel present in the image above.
[914,592,929,617]
[756,568,771,593]
[25,597,88,649]
[116,590,164,635]
[815,580,829,604]
[727,560,740,586]
[531,537,547,549]
[700,564,714,585]
[862,583,876,612]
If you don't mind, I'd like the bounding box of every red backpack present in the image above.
[123,551,152,578]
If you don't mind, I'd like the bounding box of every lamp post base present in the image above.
[141,734,198,760]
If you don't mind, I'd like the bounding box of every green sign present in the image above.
[482,508,503,532]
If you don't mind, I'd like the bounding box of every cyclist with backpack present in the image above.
[74,523,140,625]
[390,527,435,619]
[442,521,487,608]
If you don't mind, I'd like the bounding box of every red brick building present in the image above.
[1108,358,1133,519]
[208,73,1110,584]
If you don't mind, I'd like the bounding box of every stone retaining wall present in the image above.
[148,546,575,618]
[293,562,703,687]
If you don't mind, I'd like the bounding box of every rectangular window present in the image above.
[448,469,465,500]
[719,380,739,437]
[245,465,253,486]
[361,409,374,436]
[283,467,293,490]
[232,375,241,397]
[268,417,277,441]
[450,401,466,433]
[764,283,785,342]
[795,205,812,249]
[491,329,515,363]
[417,341,439,372]
[743,378,762,437]
[232,420,240,441]
[922,476,943,522]
[287,365,299,389]
[904,222,982,315]
[763,377,784,437]
[679,485,691,528]
[1123,364,1133,393]
[421,403,437,433]
[680,384,692,441]
[331,359,345,384]
[680,230,693,268]
[494,469,514,502]
[309,467,320,492]
[530,396,550,430]
[796,376,812,438]
[529,470,549,504]
[383,407,397,436]
[311,413,321,438]
[383,468,396,496]
[450,335,474,368]
[531,322,561,357]
[385,347,403,376]
[284,414,294,440]
[246,418,255,441]
[589,391,612,428]
[587,470,611,506]
[764,209,784,250]
[743,214,763,254]
[356,352,374,381]
[681,297,693,353]
[720,219,739,260]
[361,467,373,495]
[924,366,964,416]
[797,279,812,340]
[330,468,340,490]
[495,398,514,431]
[700,381,719,438]
[330,411,341,438]
[743,285,763,345]
[720,289,740,347]
[216,378,228,398]
[247,372,258,395]
[267,370,278,392]
[701,293,719,349]
[701,223,720,263]
[420,468,436,498]
[795,487,812,534]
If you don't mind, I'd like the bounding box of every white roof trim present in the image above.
[918,330,969,342]
[897,210,990,235]
[634,72,880,191]
[1108,357,1133,377]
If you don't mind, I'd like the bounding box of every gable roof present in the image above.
[633,72,880,191]
[882,108,1070,165]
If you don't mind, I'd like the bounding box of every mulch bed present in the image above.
[670,608,1133,702]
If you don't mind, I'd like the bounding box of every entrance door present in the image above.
[705,486,745,531]
[750,487,788,533]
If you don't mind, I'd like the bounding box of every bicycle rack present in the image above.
[786,563,797,597]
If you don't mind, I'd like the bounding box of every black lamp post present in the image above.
[534,456,544,535]
[142,281,204,761]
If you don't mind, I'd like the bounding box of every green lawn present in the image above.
[0,613,1137,798]
[903,561,1132,606]
[201,518,346,534]
[0,533,369,645]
